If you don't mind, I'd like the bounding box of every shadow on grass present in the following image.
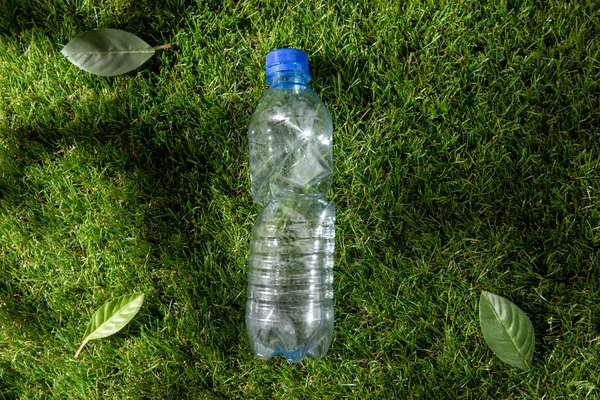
[0,0,201,38]
[0,0,249,368]
[0,71,251,372]
[311,53,374,108]
[311,35,600,366]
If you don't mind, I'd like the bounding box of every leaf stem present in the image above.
[74,341,87,359]
[153,43,172,51]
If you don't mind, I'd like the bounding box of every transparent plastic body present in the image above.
[246,71,335,363]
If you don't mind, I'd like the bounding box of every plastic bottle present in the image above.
[245,48,335,363]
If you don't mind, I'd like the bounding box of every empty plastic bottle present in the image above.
[245,48,335,363]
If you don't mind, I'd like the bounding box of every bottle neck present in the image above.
[266,71,312,87]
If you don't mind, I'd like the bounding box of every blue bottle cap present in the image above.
[265,48,310,77]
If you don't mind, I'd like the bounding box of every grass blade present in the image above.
[74,293,145,359]
[479,291,535,369]
[61,29,155,76]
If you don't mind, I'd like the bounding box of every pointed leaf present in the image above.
[75,293,144,358]
[479,291,535,369]
[61,29,155,76]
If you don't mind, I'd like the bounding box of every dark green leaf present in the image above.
[479,291,535,369]
[61,29,154,76]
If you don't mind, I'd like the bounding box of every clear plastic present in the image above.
[248,71,333,207]
[246,69,335,363]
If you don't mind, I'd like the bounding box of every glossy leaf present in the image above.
[74,293,145,358]
[479,291,535,369]
[61,29,154,76]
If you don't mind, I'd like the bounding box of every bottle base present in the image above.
[247,317,333,363]
[250,335,332,363]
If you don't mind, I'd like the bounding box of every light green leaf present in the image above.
[479,290,535,369]
[74,293,145,359]
[61,29,155,76]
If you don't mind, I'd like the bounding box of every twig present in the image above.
[74,342,87,359]
[153,43,172,51]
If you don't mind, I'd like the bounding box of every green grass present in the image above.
[1,0,599,398]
